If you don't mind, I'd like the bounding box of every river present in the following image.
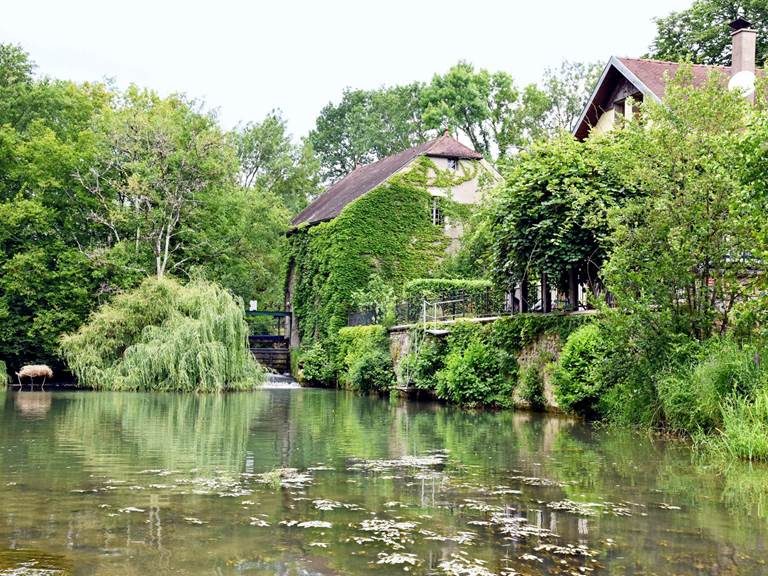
[0,388,766,575]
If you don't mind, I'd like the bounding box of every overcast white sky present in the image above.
[1,0,692,138]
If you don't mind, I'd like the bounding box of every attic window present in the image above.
[447,158,459,170]
[431,197,444,226]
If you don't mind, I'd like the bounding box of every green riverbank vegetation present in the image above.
[0,39,603,387]
[0,44,315,384]
[297,66,768,464]
[488,70,768,462]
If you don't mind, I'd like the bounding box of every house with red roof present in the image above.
[285,133,498,347]
[573,18,759,140]
[291,132,495,231]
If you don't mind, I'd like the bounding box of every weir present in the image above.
[247,310,292,375]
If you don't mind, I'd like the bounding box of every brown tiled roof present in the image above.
[617,57,730,99]
[573,56,754,140]
[291,134,482,228]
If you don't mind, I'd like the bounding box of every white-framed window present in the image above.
[431,196,444,226]
[447,157,459,170]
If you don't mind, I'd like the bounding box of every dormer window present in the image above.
[447,158,459,170]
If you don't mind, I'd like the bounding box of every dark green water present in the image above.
[0,388,767,575]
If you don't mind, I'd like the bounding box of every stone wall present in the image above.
[513,333,563,411]
[387,316,583,412]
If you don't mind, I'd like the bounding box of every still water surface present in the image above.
[1,388,767,575]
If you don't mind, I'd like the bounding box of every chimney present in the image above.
[730,17,757,75]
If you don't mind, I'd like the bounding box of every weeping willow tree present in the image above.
[60,278,263,391]
[0,360,7,384]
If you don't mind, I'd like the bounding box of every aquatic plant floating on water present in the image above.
[376,552,420,566]
[439,553,496,576]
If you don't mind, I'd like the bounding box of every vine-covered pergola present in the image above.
[491,135,624,313]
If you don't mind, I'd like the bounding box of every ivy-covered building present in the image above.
[286,133,497,348]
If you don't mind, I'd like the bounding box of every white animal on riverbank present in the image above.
[15,364,54,390]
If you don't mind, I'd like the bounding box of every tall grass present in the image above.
[60,277,263,391]
[707,390,768,462]
[657,339,765,435]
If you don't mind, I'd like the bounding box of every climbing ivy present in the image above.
[290,156,485,351]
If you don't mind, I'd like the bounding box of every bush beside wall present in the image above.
[400,314,591,408]
[336,325,394,393]
[552,324,607,416]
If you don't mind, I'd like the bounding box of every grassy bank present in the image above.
[551,319,768,462]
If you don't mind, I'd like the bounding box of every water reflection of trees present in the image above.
[54,391,270,474]
[2,389,768,574]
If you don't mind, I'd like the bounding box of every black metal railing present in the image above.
[348,288,508,327]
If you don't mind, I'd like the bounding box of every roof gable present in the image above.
[573,56,731,140]
[291,134,482,228]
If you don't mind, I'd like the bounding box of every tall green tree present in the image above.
[309,84,429,182]
[541,61,604,133]
[233,110,320,213]
[77,87,237,279]
[603,68,756,338]
[648,0,768,67]
[490,135,623,295]
[0,44,293,368]
[421,62,549,159]
[0,45,119,368]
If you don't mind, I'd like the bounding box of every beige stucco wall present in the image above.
[392,156,500,252]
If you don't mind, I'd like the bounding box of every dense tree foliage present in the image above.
[490,135,624,294]
[233,110,320,213]
[603,69,757,339]
[308,84,429,182]
[421,62,550,159]
[540,61,603,133]
[60,277,262,391]
[309,60,601,180]
[648,0,768,66]
[0,44,291,372]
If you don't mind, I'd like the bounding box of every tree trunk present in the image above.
[520,275,529,313]
[542,273,551,313]
[569,268,579,312]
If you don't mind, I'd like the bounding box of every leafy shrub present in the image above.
[658,339,766,434]
[436,337,513,407]
[348,349,395,393]
[589,310,691,427]
[60,277,262,391]
[707,389,768,462]
[299,341,336,386]
[553,323,606,415]
[518,353,551,411]
[335,325,394,392]
[400,334,445,390]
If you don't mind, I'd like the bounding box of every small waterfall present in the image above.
[262,373,301,389]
